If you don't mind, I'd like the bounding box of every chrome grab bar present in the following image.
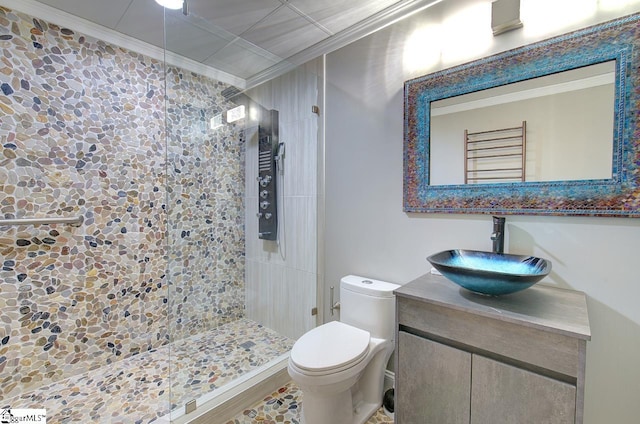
[0,216,84,227]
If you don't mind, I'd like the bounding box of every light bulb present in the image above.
[155,0,183,10]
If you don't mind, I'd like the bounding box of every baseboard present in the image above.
[384,369,395,391]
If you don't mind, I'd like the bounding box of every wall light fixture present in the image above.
[155,0,183,10]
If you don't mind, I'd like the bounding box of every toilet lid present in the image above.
[290,321,370,373]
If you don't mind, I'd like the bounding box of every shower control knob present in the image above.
[259,175,272,187]
[265,213,272,220]
[260,201,270,210]
[260,190,269,199]
[256,212,263,219]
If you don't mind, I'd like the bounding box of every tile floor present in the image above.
[226,381,394,424]
[3,318,293,423]
[4,320,392,424]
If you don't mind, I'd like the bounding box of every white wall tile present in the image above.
[282,196,317,274]
[246,259,284,328]
[246,260,314,339]
[281,118,318,197]
[296,66,320,119]
[281,267,317,339]
[272,73,298,124]
[247,84,275,112]
[244,60,320,339]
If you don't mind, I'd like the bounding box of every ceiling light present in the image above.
[210,114,223,130]
[226,105,245,123]
[155,0,183,10]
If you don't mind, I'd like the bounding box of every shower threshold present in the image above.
[166,352,290,423]
[3,318,293,423]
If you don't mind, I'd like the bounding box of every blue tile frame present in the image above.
[404,13,640,217]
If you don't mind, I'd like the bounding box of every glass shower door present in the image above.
[162,4,320,420]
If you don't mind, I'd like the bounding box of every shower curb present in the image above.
[169,355,291,424]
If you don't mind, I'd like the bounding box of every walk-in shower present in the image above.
[0,1,319,422]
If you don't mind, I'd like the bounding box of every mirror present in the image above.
[430,61,615,185]
[403,13,640,217]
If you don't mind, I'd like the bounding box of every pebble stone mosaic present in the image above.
[226,382,394,424]
[3,318,293,423]
[1,0,246,413]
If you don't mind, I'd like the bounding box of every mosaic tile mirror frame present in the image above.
[403,13,640,217]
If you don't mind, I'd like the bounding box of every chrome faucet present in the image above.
[491,216,506,254]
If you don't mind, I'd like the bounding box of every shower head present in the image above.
[222,86,243,101]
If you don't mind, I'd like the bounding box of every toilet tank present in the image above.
[340,275,400,341]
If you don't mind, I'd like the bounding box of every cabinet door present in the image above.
[397,331,471,424]
[471,354,576,424]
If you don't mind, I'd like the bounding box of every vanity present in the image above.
[394,273,591,424]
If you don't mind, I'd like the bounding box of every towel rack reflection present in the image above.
[0,216,84,227]
[464,121,527,184]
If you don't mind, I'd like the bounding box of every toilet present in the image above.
[288,275,400,424]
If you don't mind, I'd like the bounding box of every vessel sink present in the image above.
[427,249,552,296]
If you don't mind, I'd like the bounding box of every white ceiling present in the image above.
[29,0,441,87]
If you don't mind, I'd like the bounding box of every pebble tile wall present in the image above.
[0,4,246,405]
[165,65,246,341]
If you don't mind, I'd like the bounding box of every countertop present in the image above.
[395,273,591,340]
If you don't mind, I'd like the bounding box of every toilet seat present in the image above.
[290,321,370,375]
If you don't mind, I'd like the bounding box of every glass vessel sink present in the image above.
[427,249,552,296]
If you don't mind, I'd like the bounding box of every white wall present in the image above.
[244,60,321,340]
[324,1,640,422]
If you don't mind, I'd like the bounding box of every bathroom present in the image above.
[1,0,640,423]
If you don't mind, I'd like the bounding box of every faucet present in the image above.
[491,216,506,254]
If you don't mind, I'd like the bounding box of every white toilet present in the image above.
[288,275,400,424]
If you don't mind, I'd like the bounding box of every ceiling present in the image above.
[29,0,441,87]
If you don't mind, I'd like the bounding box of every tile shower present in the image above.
[0,5,312,422]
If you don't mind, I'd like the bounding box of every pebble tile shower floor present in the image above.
[2,318,293,423]
[226,381,394,424]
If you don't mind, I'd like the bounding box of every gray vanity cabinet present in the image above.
[471,354,576,423]
[395,273,591,424]
[398,332,471,423]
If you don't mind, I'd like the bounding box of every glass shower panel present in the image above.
[163,10,250,416]
[0,5,170,422]
[163,5,319,420]
[243,68,321,341]
[0,1,319,421]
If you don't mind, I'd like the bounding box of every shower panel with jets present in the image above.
[257,110,280,241]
